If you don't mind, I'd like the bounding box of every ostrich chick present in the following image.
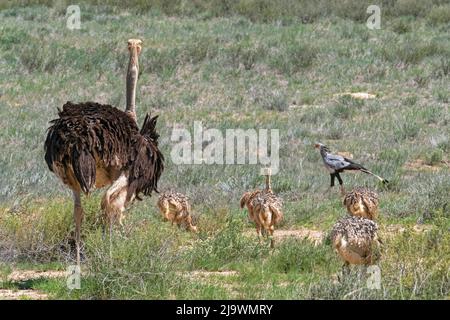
[157,191,198,233]
[331,216,382,272]
[241,169,283,248]
[251,191,283,248]
[240,170,273,223]
[343,187,379,220]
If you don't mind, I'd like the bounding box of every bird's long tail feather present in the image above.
[360,169,389,184]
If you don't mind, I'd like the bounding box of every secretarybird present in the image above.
[314,143,388,195]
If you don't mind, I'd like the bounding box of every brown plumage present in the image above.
[157,191,197,233]
[241,169,282,248]
[251,190,283,248]
[331,216,382,269]
[43,39,164,265]
[343,187,379,220]
[240,189,262,223]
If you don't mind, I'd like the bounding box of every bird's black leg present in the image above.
[325,173,336,195]
[336,172,345,195]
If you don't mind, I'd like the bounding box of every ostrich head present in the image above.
[126,38,143,122]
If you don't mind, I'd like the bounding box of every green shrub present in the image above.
[269,42,318,75]
[81,226,186,299]
[425,148,443,166]
[225,41,266,70]
[185,217,268,270]
[427,5,450,25]
[391,19,411,34]
[394,117,420,141]
[380,40,444,66]
[250,87,289,112]
[268,239,335,274]
[394,0,430,18]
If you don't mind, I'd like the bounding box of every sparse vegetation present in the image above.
[0,1,449,299]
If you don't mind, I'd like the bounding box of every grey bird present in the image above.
[314,143,388,195]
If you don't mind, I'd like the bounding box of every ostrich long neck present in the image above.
[265,174,272,192]
[126,46,139,122]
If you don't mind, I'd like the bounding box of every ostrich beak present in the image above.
[314,143,321,149]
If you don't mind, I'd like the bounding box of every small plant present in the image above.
[269,42,318,75]
[331,96,362,119]
[391,19,411,34]
[425,149,443,166]
[427,5,450,26]
[394,118,420,142]
[251,87,289,112]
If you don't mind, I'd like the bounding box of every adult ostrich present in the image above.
[44,39,164,265]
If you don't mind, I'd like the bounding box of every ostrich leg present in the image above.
[256,225,262,241]
[269,226,275,249]
[73,190,84,266]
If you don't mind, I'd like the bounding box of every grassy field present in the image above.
[0,1,449,299]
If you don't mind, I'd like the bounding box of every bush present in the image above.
[380,40,444,66]
[394,117,420,141]
[250,87,289,112]
[268,239,334,274]
[81,226,186,299]
[224,41,267,70]
[185,217,268,270]
[427,5,450,25]
[331,96,363,119]
[391,19,411,34]
[142,47,180,78]
[269,42,318,75]
[425,148,443,166]
[394,0,430,17]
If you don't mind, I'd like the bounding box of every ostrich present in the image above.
[157,191,198,233]
[343,187,379,220]
[239,172,272,224]
[330,216,382,274]
[44,39,164,265]
[314,143,388,195]
[241,169,283,248]
[251,191,283,248]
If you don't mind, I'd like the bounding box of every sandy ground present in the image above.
[0,270,67,300]
[243,227,325,245]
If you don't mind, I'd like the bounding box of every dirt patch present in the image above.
[336,151,354,159]
[177,270,240,297]
[274,228,325,245]
[0,270,67,300]
[244,227,325,245]
[0,289,48,300]
[403,159,447,172]
[382,224,434,238]
[7,270,67,282]
[178,270,238,279]
[334,92,377,100]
